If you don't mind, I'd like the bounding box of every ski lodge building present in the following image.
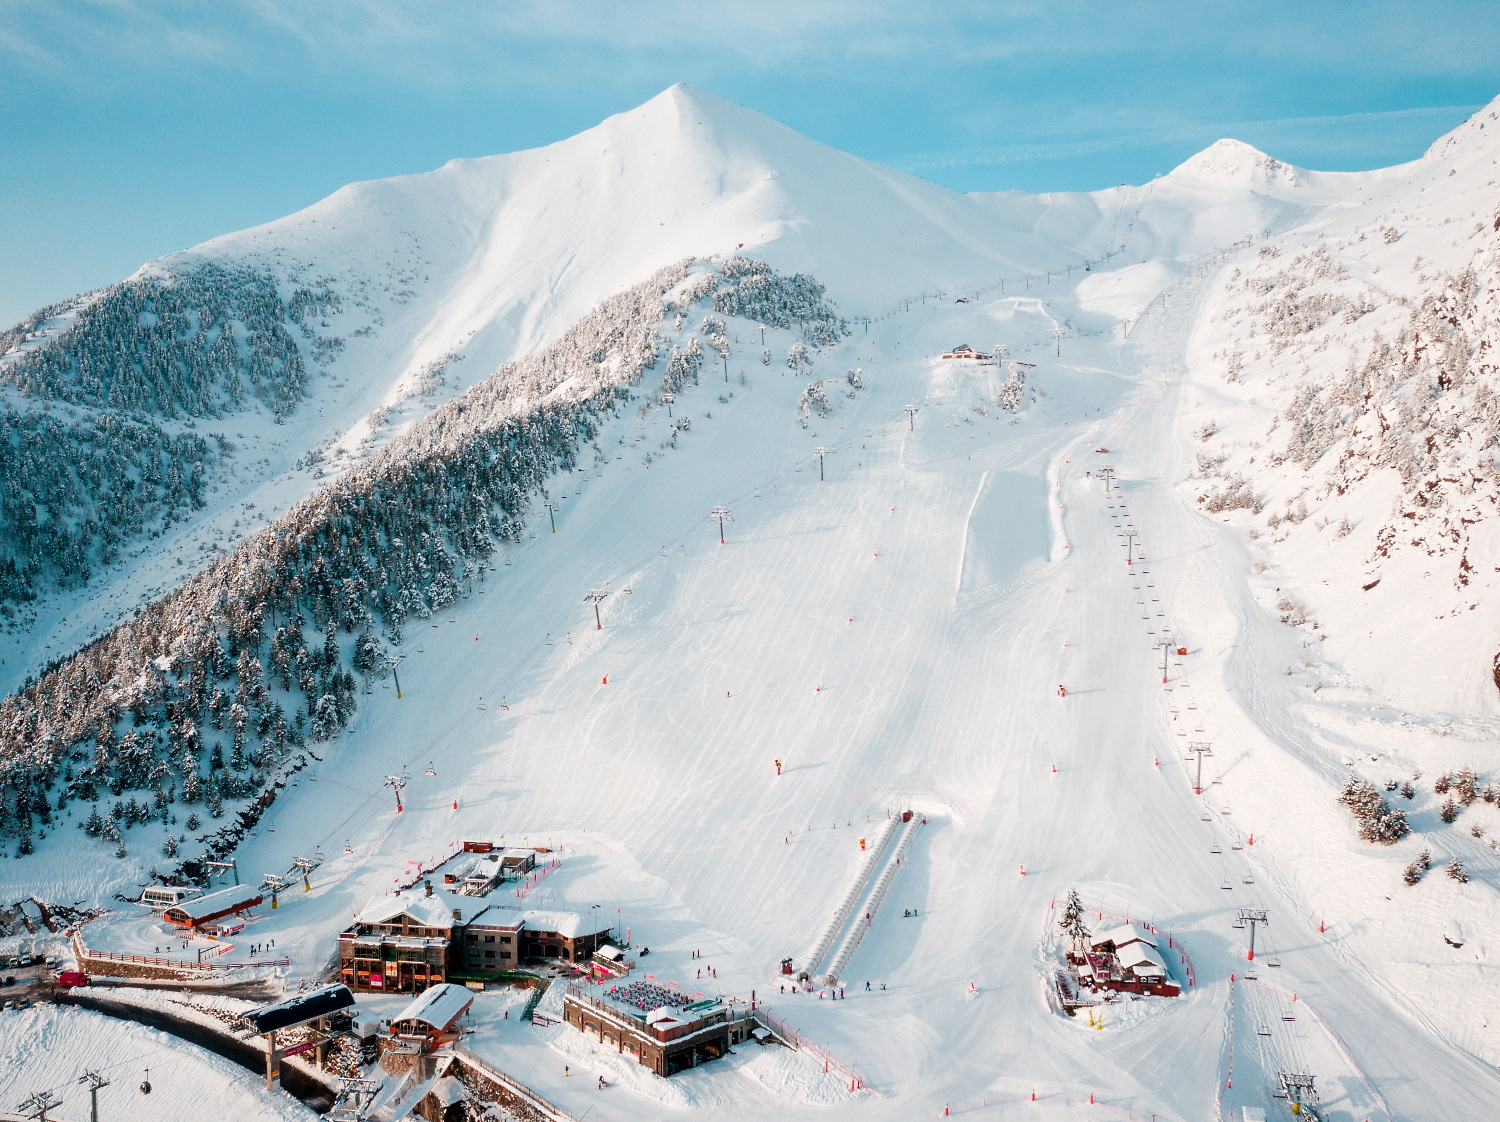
[1076,923,1179,997]
[941,343,987,360]
[338,879,615,994]
[162,885,265,929]
[562,979,758,1077]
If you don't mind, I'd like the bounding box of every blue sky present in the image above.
[2,0,1497,326]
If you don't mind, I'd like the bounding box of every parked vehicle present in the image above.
[55,971,89,989]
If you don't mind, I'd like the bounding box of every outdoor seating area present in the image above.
[606,979,695,1012]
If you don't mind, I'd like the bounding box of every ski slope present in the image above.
[5,87,1500,1122]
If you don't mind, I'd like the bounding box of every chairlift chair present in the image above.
[1220,880,1233,890]
[425,762,437,777]
[343,840,353,855]
[140,1069,152,1094]
[1210,844,1223,854]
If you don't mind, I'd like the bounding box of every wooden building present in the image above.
[1079,923,1179,997]
[388,983,474,1050]
[340,882,617,992]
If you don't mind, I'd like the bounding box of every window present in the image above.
[484,950,495,959]
[484,935,495,943]
[466,934,477,944]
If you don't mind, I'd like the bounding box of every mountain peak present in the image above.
[1169,137,1302,190]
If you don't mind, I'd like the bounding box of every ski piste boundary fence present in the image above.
[1221,976,1396,1122]
[932,1090,1166,1119]
[753,1002,877,1096]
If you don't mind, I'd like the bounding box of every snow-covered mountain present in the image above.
[3,84,1500,1122]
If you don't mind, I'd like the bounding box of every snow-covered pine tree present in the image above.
[1057,888,1091,948]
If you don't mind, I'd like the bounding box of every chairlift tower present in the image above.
[904,404,919,431]
[1188,742,1213,795]
[710,506,734,545]
[260,873,292,910]
[291,854,321,892]
[1157,638,1174,684]
[1099,465,1116,493]
[79,1069,110,1122]
[1277,1071,1318,1116]
[1236,907,1269,961]
[814,446,830,482]
[1123,528,1139,565]
[584,588,610,630]
[18,1090,61,1121]
[381,654,406,700]
[200,856,240,886]
[544,500,559,534]
[383,772,409,812]
[662,392,675,418]
[1053,327,1065,357]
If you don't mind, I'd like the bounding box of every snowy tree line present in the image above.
[0,411,221,612]
[0,261,338,420]
[0,257,847,874]
[0,261,342,610]
[1208,218,1500,588]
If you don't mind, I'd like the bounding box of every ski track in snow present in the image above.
[5,85,1500,1122]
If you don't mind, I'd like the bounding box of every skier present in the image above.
[775,758,783,776]
[1058,684,1067,698]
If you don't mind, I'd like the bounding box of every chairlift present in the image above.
[1231,917,1245,930]
[1220,880,1233,891]
[1242,875,1255,885]
[1281,1011,1296,1021]
[1210,844,1223,854]
[1200,812,1212,822]
[140,1069,153,1094]
[1266,959,1282,968]
[343,840,353,855]
[1257,1023,1272,1037]
[425,762,437,777]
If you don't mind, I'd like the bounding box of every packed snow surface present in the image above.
[5,85,1500,1122]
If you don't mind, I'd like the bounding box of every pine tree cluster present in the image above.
[1338,774,1411,845]
[0,258,846,876]
[0,261,343,610]
[0,261,336,419]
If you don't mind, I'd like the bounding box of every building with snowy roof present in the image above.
[389,982,474,1047]
[338,880,492,993]
[1090,923,1157,955]
[162,884,264,928]
[339,880,618,992]
[1116,941,1169,982]
[563,979,757,1077]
